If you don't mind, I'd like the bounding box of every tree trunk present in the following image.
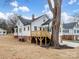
[48,0,62,48]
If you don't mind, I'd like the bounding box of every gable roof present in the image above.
[32,14,50,22]
[18,16,32,26]
[63,22,76,29]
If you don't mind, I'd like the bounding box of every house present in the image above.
[14,14,51,43]
[0,28,7,35]
[60,22,78,40]
[14,16,32,41]
[31,14,50,31]
[41,19,52,33]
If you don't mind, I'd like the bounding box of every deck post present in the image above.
[35,37,38,45]
[45,37,47,46]
[29,36,32,43]
[40,38,43,46]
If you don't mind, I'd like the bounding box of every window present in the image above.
[77,30,79,33]
[28,26,29,31]
[16,28,18,32]
[43,28,45,31]
[34,26,37,31]
[19,28,22,33]
[24,27,26,31]
[74,30,76,33]
[63,30,69,33]
[40,27,42,30]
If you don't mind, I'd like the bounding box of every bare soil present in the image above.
[0,34,78,59]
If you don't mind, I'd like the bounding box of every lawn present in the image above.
[0,34,78,59]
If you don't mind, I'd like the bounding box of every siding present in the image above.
[31,16,48,31]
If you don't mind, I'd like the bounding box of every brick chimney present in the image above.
[32,14,35,21]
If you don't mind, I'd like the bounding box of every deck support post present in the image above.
[40,38,43,46]
[45,37,47,46]
[29,37,32,43]
[35,37,38,45]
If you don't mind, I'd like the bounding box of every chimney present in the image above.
[32,14,35,21]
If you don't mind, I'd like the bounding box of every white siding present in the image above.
[62,29,73,35]
[21,25,31,36]
[14,20,31,36]
[0,28,7,35]
[31,16,48,31]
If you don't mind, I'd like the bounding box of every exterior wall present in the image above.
[21,25,31,36]
[14,20,31,37]
[14,20,23,36]
[74,26,79,35]
[31,16,48,31]
[62,29,74,35]
[14,28,18,36]
[0,29,7,35]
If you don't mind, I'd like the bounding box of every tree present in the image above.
[48,0,62,48]
[5,0,62,48]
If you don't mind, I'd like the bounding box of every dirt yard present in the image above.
[0,34,79,59]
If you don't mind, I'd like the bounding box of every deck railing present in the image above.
[31,30,51,39]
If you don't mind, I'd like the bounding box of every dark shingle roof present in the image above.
[63,22,76,29]
[42,19,52,25]
[32,14,50,22]
[18,16,32,26]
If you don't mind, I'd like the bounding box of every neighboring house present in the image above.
[14,16,32,41]
[60,21,79,40]
[0,28,7,35]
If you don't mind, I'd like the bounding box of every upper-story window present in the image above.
[77,30,79,33]
[34,26,37,31]
[24,27,26,31]
[74,30,76,33]
[28,26,29,31]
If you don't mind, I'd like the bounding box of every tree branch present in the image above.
[48,0,54,14]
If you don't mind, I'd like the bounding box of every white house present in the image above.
[14,16,32,41]
[58,15,79,40]
[0,28,7,35]
[14,14,50,41]
[31,14,50,31]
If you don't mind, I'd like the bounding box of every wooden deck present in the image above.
[32,30,51,39]
[31,30,51,46]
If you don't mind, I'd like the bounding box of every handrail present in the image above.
[31,30,51,39]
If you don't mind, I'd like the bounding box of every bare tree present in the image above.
[48,0,62,48]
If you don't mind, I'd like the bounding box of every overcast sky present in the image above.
[0,0,79,22]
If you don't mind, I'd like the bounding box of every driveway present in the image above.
[60,41,79,47]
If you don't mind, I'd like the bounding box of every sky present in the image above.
[0,0,79,22]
